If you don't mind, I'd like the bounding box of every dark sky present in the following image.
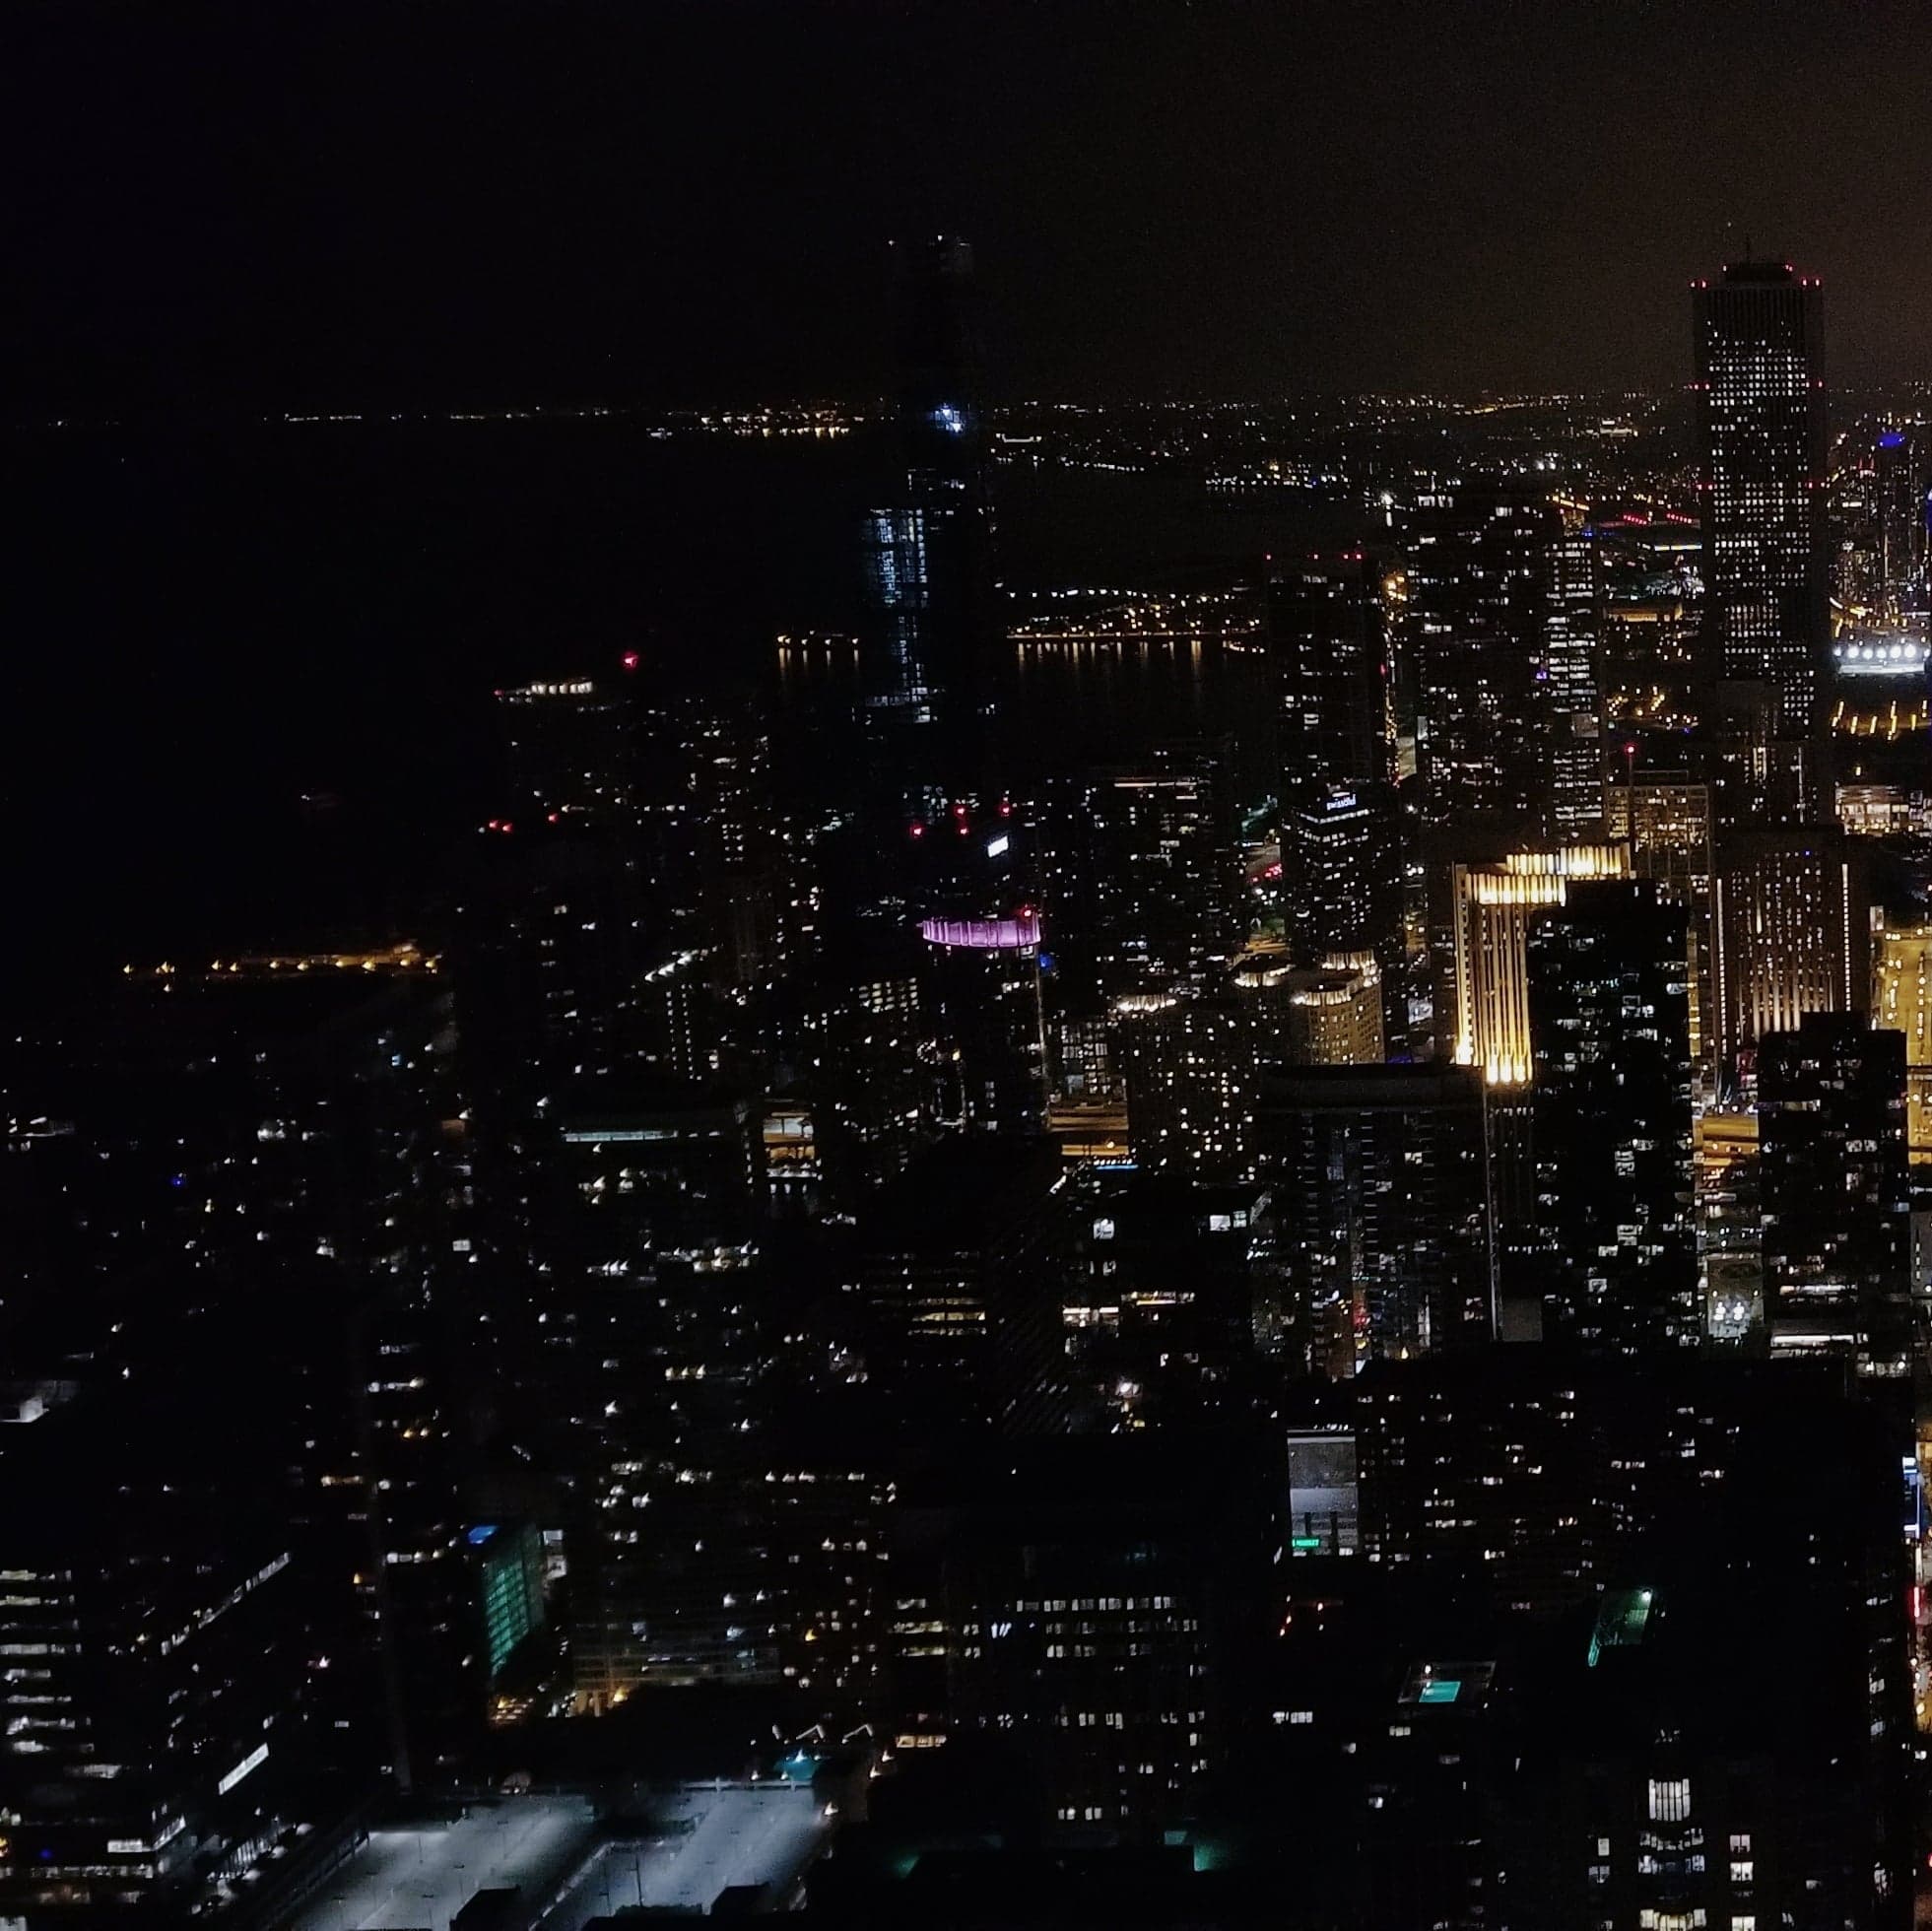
[9,0,1929,413]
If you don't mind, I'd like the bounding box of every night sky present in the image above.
[10,0,1930,415]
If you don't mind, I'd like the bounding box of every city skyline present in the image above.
[8,8,1932,1929]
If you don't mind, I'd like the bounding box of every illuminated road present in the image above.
[289,1796,596,1931]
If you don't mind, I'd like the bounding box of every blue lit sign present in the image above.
[1879,431,1907,449]
[467,1523,500,1547]
[932,405,966,435]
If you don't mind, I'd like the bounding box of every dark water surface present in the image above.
[8,420,1316,976]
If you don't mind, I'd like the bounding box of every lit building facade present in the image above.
[1285,952,1386,1066]
[1400,488,1561,830]
[1542,516,1604,838]
[1036,742,1241,1014]
[1449,844,1631,1086]
[1694,260,1829,734]
[1875,922,1932,1162]
[1710,827,1871,1079]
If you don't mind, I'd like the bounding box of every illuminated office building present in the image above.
[1542,516,1604,838]
[859,240,1048,1136]
[1037,742,1240,1011]
[888,1434,1264,1836]
[1693,260,1829,736]
[1709,827,1871,1078]
[529,1087,771,1703]
[1875,922,1932,1162]
[1603,772,1713,1072]
[1116,966,1301,1180]
[1759,1014,1911,1380]
[1697,1108,1763,1343]
[1523,880,1697,1355]
[1448,844,1631,1086]
[1400,488,1561,830]
[1280,784,1401,967]
[862,235,998,836]
[918,899,1048,1136]
[0,1379,313,1923]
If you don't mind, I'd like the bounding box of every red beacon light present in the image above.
[621,650,640,672]
[909,822,925,839]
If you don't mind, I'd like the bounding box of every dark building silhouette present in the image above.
[852,1137,1071,1436]
[1261,1063,1496,1373]
[1759,1014,1911,1380]
[1268,553,1403,964]
[1523,880,1697,1355]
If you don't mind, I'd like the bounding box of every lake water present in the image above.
[9,420,1322,976]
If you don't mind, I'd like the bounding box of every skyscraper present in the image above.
[857,239,1047,1136]
[1268,554,1403,964]
[1447,843,1632,1087]
[862,235,998,833]
[1400,487,1561,831]
[1874,422,1929,623]
[1523,879,1697,1355]
[1542,514,1604,839]
[1874,920,1932,1162]
[1693,260,1829,744]
[1758,1014,1910,1380]
[1709,826,1871,1080]
[1262,1063,1497,1371]
[1037,741,1240,1013]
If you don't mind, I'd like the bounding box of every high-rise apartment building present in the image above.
[1037,743,1240,1012]
[1400,488,1561,831]
[1523,880,1697,1355]
[1875,422,1929,622]
[1758,1014,1911,1379]
[1261,1063,1496,1371]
